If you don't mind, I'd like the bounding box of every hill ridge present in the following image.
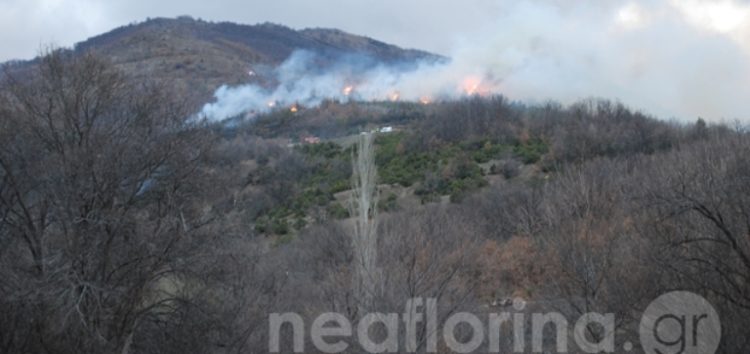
[8,16,443,111]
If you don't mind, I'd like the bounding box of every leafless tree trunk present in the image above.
[349,132,380,314]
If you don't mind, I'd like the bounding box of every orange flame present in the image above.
[290,105,298,113]
[461,76,491,96]
[343,85,354,96]
[419,96,432,105]
[463,77,481,95]
[389,91,401,102]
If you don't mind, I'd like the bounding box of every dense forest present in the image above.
[1,51,748,353]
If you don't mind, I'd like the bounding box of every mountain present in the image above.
[11,16,443,110]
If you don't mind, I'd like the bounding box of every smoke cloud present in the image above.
[198,51,454,120]
[200,0,750,122]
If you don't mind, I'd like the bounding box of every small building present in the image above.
[379,126,393,133]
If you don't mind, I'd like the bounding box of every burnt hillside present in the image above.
[5,16,443,111]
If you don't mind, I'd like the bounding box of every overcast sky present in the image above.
[2,0,749,121]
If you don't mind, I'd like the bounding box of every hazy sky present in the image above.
[2,0,750,121]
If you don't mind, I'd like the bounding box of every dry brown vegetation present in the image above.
[6,17,440,113]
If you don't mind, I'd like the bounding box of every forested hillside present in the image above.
[1,50,747,353]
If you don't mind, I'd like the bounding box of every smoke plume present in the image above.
[199,0,750,122]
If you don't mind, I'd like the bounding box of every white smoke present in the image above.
[199,0,750,122]
[458,0,750,121]
[197,51,472,121]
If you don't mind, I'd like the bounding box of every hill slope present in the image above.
[59,17,441,109]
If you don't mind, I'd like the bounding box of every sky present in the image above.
[2,0,750,121]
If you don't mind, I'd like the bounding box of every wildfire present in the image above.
[267,101,276,108]
[290,104,298,113]
[461,76,491,96]
[389,91,401,102]
[343,85,354,96]
[419,96,432,105]
[463,78,480,95]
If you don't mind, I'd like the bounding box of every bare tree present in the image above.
[533,158,660,349]
[348,132,381,314]
[641,132,750,352]
[0,49,220,354]
[377,205,482,353]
